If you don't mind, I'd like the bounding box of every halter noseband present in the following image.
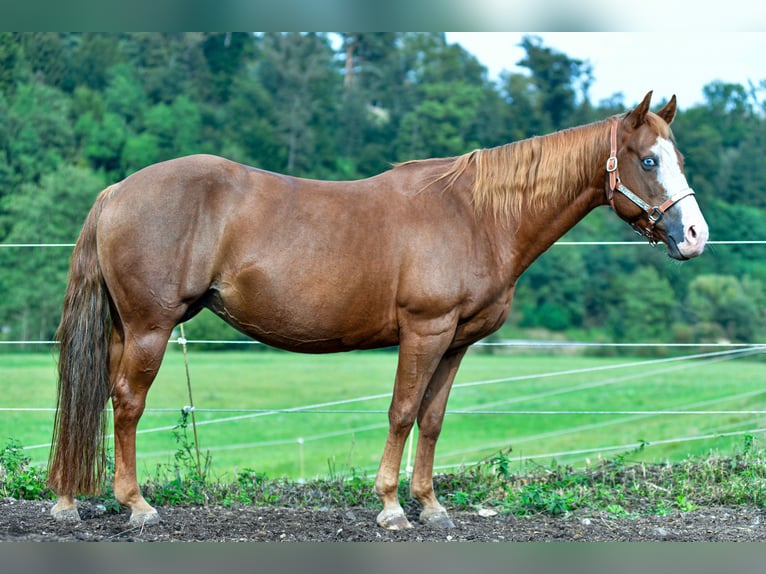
[606,117,695,245]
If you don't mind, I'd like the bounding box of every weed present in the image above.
[489,449,513,481]
[605,504,630,518]
[675,493,697,512]
[5,430,766,520]
[0,438,50,500]
[515,483,573,515]
[143,410,212,506]
[652,500,674,515]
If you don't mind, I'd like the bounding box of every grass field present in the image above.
[1,346,765,482]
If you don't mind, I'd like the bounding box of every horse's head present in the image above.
[606,91,708,260]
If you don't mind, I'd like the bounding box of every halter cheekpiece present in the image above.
[606,117,695,245]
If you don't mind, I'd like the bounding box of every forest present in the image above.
[1,32,765,350]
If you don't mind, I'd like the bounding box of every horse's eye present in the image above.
[641,156,657,169]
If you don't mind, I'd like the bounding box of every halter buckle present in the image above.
[605,156,618,172]
[647,207,664,224]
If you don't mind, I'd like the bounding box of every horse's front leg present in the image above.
[374,322,456,530]
[410,347,467,528]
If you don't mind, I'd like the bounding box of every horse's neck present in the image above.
[496,137,608,280]
[510,185,603,276]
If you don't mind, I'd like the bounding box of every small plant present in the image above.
[652,500,674,515]
[489,449,513,481]
[516,483,573,516]
[0,438,50,500]
[144,410,212,505]
[605,503,630,518]
[450,490,473,507]
[743,434,755,455]
[675,493,697,512]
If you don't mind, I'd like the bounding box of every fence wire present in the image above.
[3,239,766,474]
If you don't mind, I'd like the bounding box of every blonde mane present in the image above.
[434,119,611,220]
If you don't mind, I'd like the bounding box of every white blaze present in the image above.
[652,137,709,257]
[653,138,689,196]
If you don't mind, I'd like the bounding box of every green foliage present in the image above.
[144,410,212,506]
[180,308,253,350]
[0,438,50,500]
[0,32,765,347]
[0,165,105,342]
[685,274,766,342]
[516,247,587,331]
[607,266,677,345]
[4,429,766,520]
[517,35,594,129]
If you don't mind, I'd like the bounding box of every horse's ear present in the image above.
[657,95,677,125]
[625,91,653,128]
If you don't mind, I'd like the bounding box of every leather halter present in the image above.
[606,117,695,245]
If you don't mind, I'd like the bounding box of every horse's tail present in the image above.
[47,186,116,496]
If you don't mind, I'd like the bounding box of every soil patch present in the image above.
[2,499,764,542]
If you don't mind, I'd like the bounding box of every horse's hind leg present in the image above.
[50,494,79,522]
[110,326,172,526]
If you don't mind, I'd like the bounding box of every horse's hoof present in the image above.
[420,508,455,529]
[376,509,413,530]
[51,505,81,523]
[129,509,160,527]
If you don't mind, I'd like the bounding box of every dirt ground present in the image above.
[1,498,765,542]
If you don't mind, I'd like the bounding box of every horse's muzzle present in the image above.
[666,217,708,260]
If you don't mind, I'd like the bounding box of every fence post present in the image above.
[179,323,203,478]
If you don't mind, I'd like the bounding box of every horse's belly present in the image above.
[208,284,399,353]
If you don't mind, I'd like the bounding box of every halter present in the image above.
[606,117,695,245]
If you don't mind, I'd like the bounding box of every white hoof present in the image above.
[376,508,413,530]
[420,507,455,528]
[51,504,81,523]
[129,509,160,527]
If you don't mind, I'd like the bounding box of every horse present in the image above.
[47,91,708,530]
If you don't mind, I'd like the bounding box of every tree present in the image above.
[14,33,70,90]
[66,33,126,92]
[516,35,593,131]
[606,266,677,348]
[103,63,148,127]
[726,122,766,208]
[675,81,755,207]
[393,33,494,160]
[685,274,766,343]
[515,247,587,332]
[123,33,207,105]
[201,32,254,103]
[219,67,282,170]
[257,33,340,175]
[0,33,19,96]
[337,33,402,176]
[75,111,126,175]
[142,96,203,162]
[5,82,74,186]
[395,81,485,159]
[0,165,105,344]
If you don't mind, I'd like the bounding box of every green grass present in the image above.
[5,428,766,519]
[1,348,765,483]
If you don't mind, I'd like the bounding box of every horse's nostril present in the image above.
[688,225,697,240]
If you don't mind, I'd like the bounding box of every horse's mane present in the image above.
[410,118,613,220]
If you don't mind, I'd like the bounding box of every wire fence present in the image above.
[2,240,766,479]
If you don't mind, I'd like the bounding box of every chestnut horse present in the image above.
[48,92,707,530]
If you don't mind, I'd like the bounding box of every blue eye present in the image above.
[642,157,657,169]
